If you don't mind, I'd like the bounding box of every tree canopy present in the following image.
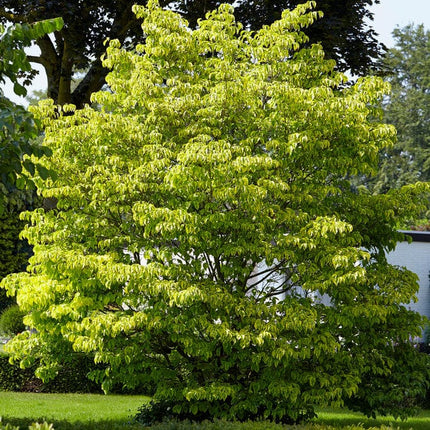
[0,18,61,213]
[0,19,61,311]
[0,1,143,107]
[2,1,429,423]
[368,24,430,194]
[171,0,385,75]
[0,0,384,107]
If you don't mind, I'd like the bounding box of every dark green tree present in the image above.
[172,0,385,75]
[0,19,61,310]
[0,1,145,107]
[0,191,37,313]
[0,0,384,108]
[369,24,430,194]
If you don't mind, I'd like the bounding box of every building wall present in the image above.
[386,239,430,320]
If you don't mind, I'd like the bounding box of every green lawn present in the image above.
[0,391,429,429]
[315,407,430,430]
[0,391,150,429]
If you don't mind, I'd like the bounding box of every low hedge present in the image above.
[0,351,153,394]
[0,419,406,430]
[135,422,402,430]
[0,352,101,393]
[0,353,35,392]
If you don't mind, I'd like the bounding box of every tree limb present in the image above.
[26,55,43,65]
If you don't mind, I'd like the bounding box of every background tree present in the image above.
[0,190,37,313]
[171,0,385,75]
[2,1,429,423]
[0,19,61,310]
[0,0,384,108]
[0,1,144,107]
[368,24,430,194]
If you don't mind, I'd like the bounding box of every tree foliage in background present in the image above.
[0,0,384,107]
[0,19,61,212]
[368,24,430,195]
[2,1,429,423]
[0,19,61,309]
[0,190,37,313]
[0,0,145,107]
[171,0,385,75]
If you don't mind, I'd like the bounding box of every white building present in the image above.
[387,231,430,320]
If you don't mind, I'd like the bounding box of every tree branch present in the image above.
[246,259,285,281]
[203,252,217,281]
[36,34,58,66]
[26,55,43,65]
[246,267,284,292]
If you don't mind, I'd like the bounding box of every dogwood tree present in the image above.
[2,1,429,423]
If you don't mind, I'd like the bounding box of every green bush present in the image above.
[0,352,101,393]
[136,420,402,430]
[41,354,102,394]
[0,419,54,430]
[0,352,36,391]
[344,342,430,419]
[135,399,315,426]
[0,305,25,336]
[0,351,152,394]
[0,416,19,430]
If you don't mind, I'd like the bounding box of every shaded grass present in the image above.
[1,392,429,429]
[315,407,430,429]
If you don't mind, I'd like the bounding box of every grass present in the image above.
[0,391,150,429]
[315,407,430,430]
[0,392,429,429]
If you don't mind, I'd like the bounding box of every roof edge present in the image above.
[399,230,430,242]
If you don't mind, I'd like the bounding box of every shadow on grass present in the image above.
[315,411,430,430]
[1,417,144,430]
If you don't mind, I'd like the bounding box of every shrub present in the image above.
[138,421,402,430]
[0,352,102,393]
[0,417,19,430]
[0,420,54,430]
[40,354,102,394]
[135,400,315,427]
[0,305,25,336]
[0,350,152,395]
[0,352,36,391]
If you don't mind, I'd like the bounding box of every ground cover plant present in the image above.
[1,0,429,425]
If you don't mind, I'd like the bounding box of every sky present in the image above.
[2,0,430,105]
[371,0,430,47]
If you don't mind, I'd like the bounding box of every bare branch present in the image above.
[26,55,43,64]
[213,256,225,283]
[246,259,285,280]
[203,252,217,281]
[256,277,296,301]
[247,267,284,292]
